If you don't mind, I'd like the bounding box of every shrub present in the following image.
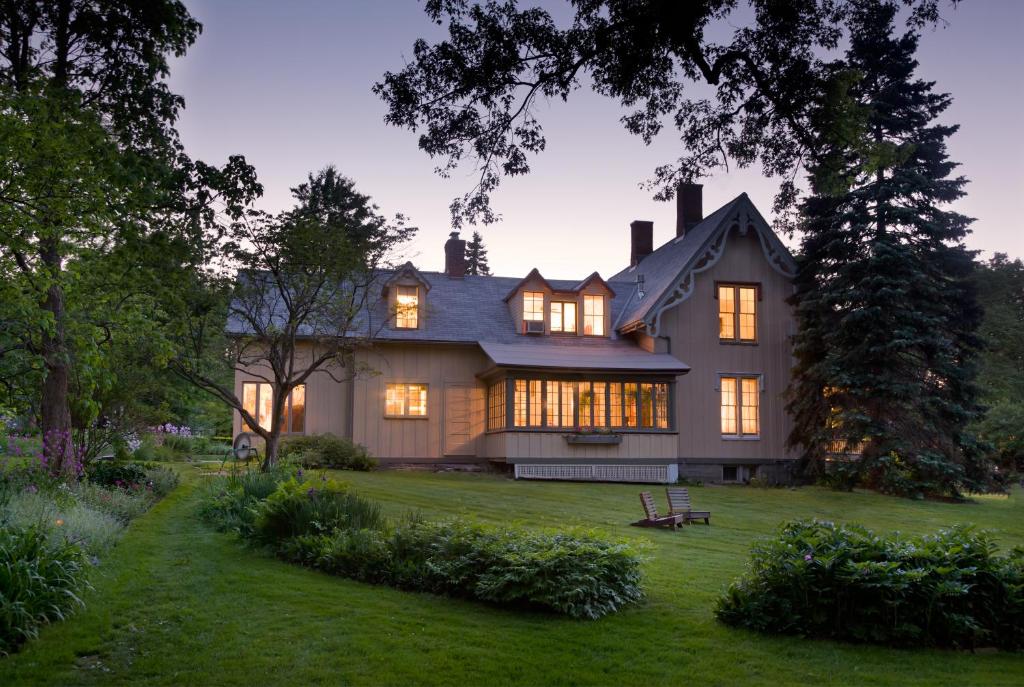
[2,489,123,555]
[252,476,381,544]
[716,519,1024,650]
[162,434,193,454]
[72,481,154,523]
[279,434,376,471]
[0,525,89,654]
[387,519,645,619]
[87,461,148,489]
[144,466,179,497]
[197,469,291,536]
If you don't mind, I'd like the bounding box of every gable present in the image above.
[612,194,795,336]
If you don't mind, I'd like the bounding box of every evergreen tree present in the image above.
[466,231,491,275]
[787,0,986,498]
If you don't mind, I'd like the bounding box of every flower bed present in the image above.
[0,456,179,653]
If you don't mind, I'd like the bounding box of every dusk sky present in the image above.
[169,0,1023,279]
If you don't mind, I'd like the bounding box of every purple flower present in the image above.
[306,487,317,497]
[25,484,38,494]
[804,553,813,562]
[296,468,304,478]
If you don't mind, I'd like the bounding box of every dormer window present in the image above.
[550,301,577,333]
[523,291,544,322]
[583,295,605,336]
[396,285,419,329]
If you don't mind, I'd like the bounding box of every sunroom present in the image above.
[477,342,689,483]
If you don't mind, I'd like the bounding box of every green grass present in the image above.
[1,468,1021,686]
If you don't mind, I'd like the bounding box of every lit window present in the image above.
[639,383,654,428]
[721,376,759,437]
[385,383,428,417]
[489,378,671,431]
[514,380,528,427]
[396,285,419,329]
[529,380,542,426]
[523,291,544,321]
[593,382,606,427]
[487,380,506,430]
[609,383,623,427]
[655,383,669,429]
[583,295,605,335]
[579,382,593,427]
[560,381,575,427]
[242,382,306,433]
[550,301,577,333]
[718,284,757,342]
[624,383,638,428]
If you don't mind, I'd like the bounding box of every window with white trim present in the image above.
[721,376,760,437]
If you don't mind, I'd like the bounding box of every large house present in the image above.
[232,184,799,484]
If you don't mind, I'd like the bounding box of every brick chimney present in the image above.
[630,220,653,267]
[676,183,703,237]
[444,231,467,278]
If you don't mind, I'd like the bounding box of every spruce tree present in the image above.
[787,0,987,498]
[466,231,491,275]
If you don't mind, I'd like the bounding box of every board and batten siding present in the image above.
[231,349,351,439]
[659,228,796,462]
[352,343,489,460]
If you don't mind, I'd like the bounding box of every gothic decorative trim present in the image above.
[645,198,796,337]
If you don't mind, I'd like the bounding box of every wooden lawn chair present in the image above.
[631,491,683,529]
[666,487,711,525]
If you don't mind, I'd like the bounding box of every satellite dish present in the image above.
[233,432,254,459]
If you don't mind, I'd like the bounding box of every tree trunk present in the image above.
[39,237,75,476]
[262,433,280,471]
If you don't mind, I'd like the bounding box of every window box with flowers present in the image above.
[563,427,622,445]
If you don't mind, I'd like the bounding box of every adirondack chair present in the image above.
[631,491,683,529]
[666,487,711,525]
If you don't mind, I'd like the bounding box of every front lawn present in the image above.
[1,468,1021,686]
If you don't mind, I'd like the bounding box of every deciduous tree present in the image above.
[170,167,413,467]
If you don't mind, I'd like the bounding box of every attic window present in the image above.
[583,295,605,336]
[550,301,577,333]
[396,285,419,329]
[523,291,544,322]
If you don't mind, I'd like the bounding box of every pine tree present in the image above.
[787,0,987,498]
[466,231,491,275]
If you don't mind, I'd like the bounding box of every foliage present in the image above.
[86,462,149,490]
[144,467,180,498]
[251,477,380,545]
[786,1,986,497]
[278,434,376,471]
[0,524,88,655]
[197,468,293,537]
[0,2,259,475]
[169,166,413,467]
[3,472,1023,683]
[716,519,1024,650]
[1,489,124,556]
[465,231,491,275]
[71,481,155,524]
[374,0,948,226]
[200,472,644,619]
[972,255,1024,474]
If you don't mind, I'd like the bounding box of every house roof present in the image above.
[609,193,796,334]
[479,341,689,374]
[366,271,636,344]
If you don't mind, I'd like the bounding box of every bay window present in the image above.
[487,377,672,431]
